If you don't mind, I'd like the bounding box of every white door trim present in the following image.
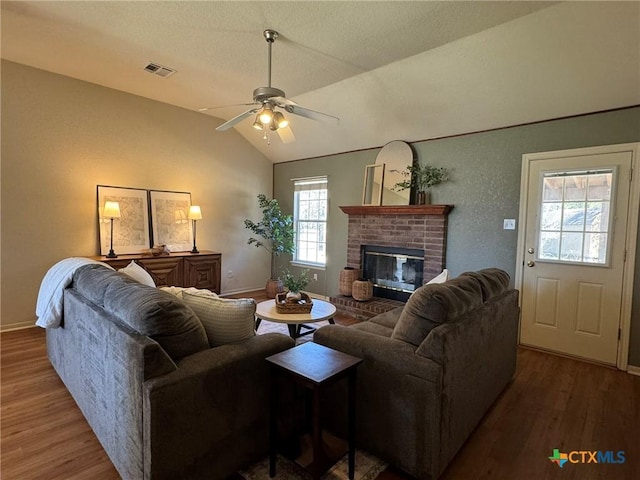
[515,143,640,371]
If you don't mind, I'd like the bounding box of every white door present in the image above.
[519,148,633,365]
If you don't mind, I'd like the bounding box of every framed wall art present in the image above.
[149,190,193,251]
[97,185,151,255]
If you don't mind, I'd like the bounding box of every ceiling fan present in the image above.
[199,29,339,144]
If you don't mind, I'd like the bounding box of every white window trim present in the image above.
[293,176,328,267]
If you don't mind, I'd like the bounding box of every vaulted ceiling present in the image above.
[2,1,639,163]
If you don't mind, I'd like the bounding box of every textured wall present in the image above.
[1,60,273,329]
[274,107,640,365]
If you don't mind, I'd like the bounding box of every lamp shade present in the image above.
[259,106,274,125]
[252,116,264,130]
[188,205,202,220]
[103,201,121,218]
[273,111,288,129]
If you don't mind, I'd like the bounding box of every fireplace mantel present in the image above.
[339,205,453,216]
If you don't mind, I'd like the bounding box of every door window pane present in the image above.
[587,174,611,201]
[541,203,562,230]
[543,177,564,201]
[583,233,608,263]
[564,175,587,201]
[562,202,585,231]
[560,232,583,261]
[539,231,560,260]
[538,170,613,265]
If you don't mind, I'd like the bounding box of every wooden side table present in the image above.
[266,342,362,480]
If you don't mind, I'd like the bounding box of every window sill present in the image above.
[290,261,326,271]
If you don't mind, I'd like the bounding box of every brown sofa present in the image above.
[314,268,519,479]
[46,264,295,479]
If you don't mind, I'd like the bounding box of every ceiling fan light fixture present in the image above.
[252,116,264,130]
[273,111,288,129]
[259,105,274,125]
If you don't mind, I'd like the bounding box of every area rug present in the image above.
[239,450,387,480]
[256,319,332,344]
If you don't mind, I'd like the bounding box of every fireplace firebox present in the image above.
[362,245,424,302]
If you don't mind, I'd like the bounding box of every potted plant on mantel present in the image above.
[245,194,295,298]
[393,163,449,205]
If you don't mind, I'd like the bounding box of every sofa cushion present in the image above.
[181,290,256,347]
[369,307,403,330]
[73,264,129,307]
[458,268,510,301]
[391,275,483,346]
[103,278,209,360]
[118,261,156,287]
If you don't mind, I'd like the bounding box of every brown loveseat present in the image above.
[314,268,519,479]
[46,264,295,479]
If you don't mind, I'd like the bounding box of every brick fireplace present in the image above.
[332,204,453,319]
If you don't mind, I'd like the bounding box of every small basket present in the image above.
[339,268,360,296]
[352,280,373,302]
[275,292,314,314]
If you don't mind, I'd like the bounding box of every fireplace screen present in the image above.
[362,245,424,301]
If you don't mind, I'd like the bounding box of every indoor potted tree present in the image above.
[245,194,295,298]
[393,163,449,204]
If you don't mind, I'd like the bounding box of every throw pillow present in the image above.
[160,286,216,299]
[118,261,155,287]
[181,290,256,347]
[427,269,449,284]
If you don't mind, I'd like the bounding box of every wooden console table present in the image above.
[92,250,221,293]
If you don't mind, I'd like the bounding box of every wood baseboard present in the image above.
[1,321,37,332]
[627,365,640,376]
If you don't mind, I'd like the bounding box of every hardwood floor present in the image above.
[2,295,638,479]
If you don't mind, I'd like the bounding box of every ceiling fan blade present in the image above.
[271,96,297,108]
[277,125,296,144]
[283,104,339,124]
[215,108,259,131]
[199,102,257,112]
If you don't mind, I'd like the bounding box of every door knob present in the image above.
[527,260,535,267]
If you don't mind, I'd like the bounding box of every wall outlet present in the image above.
[313,273,318,281]
[227,270,233,278]
[503,219,516,230]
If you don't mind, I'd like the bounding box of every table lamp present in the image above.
[103,201,121,258]
[188,205,202,254]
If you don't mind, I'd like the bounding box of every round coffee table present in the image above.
[255,298,337,339]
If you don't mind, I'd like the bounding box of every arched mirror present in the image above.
[376,140,414,205]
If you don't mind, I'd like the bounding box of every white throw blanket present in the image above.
[35,257,114,328]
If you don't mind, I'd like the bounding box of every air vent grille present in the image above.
[144,62,176,78]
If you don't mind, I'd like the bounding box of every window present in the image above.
[293,177,328,266]
[538,169,614,265]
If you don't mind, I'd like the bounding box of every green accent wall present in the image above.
[273,107,640,366]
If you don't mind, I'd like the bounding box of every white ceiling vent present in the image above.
[143,62,176,78]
